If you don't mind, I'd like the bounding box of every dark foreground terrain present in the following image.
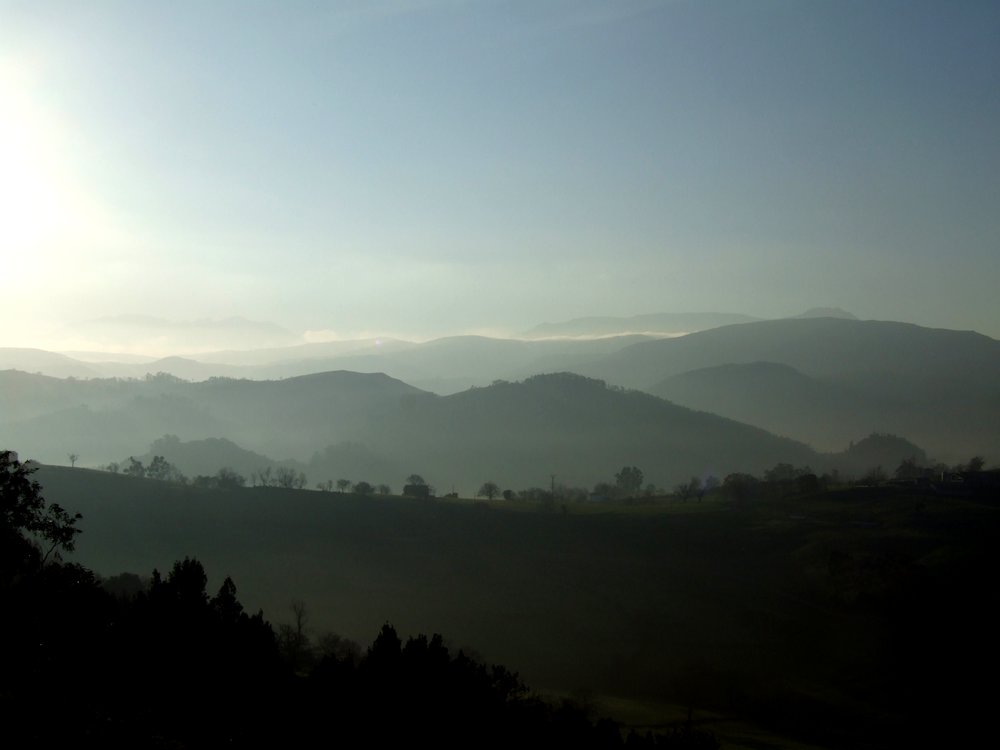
[14,464,1000,747]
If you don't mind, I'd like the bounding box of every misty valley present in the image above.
[3,314,999,748]
[5,1,999,745]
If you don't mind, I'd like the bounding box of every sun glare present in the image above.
[0,65,72,252]
[0,58,124,282]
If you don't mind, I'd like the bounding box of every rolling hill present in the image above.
[0,348,100,378]
[0,369,425,468]
[6,334,652,394]
[13,312,995,467]
[650,362,882,451]
[363,372,819,491]
[581,317,1000,462]
[3,368,829,492]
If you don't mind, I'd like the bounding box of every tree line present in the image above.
[97,457,424,497]
[92,445,990,507]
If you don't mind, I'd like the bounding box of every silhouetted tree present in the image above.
[894,457,925,480]
[964,456,986,473]
[211,576,244,623]
[215,467,246,489]
[366,622,403,668]
[477,481,501,500]
[278,599,312,673]
[67,453,78,467]
[193,467,244,489]
[377,483,391,495]
[353,480,374,496]
[163,556,210,608]
[722,472,759,501]
[146,455,170,480]
[764,463,798,483]
[1,450,81,565]
[403,482,431,498]
[252,466,274,487]
[336,478,350,493]
[675,477,701,502]
[615,466,644,498]
[124,456,145,478]
[145,455,186,483]
[275,467,307,489]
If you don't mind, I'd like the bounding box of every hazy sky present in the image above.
[2,0,999,351]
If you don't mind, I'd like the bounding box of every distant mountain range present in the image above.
[525,312,761,338]
[576,317,1000,461]
[0,363,937,494]
[0,367,817,490]
[3,334,654,393]
[523,307,857,338]
[2,313,996,480]
[0,348,102,378]
[2,309,855,388]
[582,317,997,386]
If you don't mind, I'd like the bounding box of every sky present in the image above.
[1,0,999,353]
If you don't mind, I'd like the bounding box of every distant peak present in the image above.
[524,312,760,338]
[792,307,857,320]
[517,372,611,391]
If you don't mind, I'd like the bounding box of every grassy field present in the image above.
[36,466,1000,748]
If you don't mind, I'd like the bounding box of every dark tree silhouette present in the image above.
[367,622,403,664]
[674,478,696,502]
[1,450,81,565]
[965,456,985,472]
[722,472,759,501]
[278,599,313,673]
[215,466,246,489]
[404,482,431,498]
[253,466,274,487]
[124,456,145,478]
[162,556,210,608]
[275,466,307,489]
[477,481,501,500]
[211,576,244,623]
[146,455,171,480]
[615,466,644,497]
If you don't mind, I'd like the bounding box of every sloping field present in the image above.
[36,465,1000,748]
